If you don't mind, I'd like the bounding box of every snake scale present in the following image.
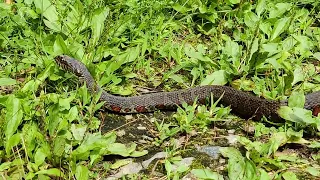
[55,55,320,122]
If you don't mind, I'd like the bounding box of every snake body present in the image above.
[55,55,320,122]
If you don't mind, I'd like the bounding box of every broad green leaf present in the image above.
[0,162,11,171]
[91,7,109,44]
[282,171,298,180]
[67,106,79,122]
[268,132,287,155]
[244,12,259,28]
[111,159,132,169]
[73,133,116,156]
[169,74,185,84]
[172,3,189,13]
[256,0,266,17]
[0,78,17,86]
[259,21,272,37]
[292,35,314,53]
[53,136,66,156]
[259,169,271,180]
[58,95,75,111]
[223,39,241,58]
[313,52,320,60]
[165,160,172,176]
[220,147,257,180]
[271,17,290,41]
[282,36,297,51]
[288,91,305,108]
[306,166,320,176]
[35,147,48,166]
[129,150,148,157]
[229,0,240,4]
[106,143,136,157]
[261,43,278,54]
[184,44,212,62]
[5,133,21,155]
[71,124,87,141]
[201,70,228,85]
[308,141,320,148]
[248,38,259,62]
[5,95,23,140]
[35,168,65,178]
[191,169,224,180]
[43,18,60,32]
[34,0,51,13]
[53,35,68,55]
[75,165,89,180]
[269,3,292,18]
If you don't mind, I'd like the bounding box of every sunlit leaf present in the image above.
[35,168,65,178]
[191,169,224,180]
[5,95,23,140]
[271,17,290,41]
[91,7,109,44]
[201,70,228,85]
[75,165,89,180]
[0,78,17,86]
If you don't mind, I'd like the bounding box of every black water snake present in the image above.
[54,55,320,122]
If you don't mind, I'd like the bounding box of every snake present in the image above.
[54,55,320,122]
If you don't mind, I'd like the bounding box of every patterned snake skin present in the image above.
[55,55,320,122]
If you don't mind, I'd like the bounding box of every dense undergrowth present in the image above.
[1,0,320,179]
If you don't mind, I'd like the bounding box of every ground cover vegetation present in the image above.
[0,0,320,179]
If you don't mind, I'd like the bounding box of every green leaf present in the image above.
[67,106,79,123]
[0,78,17,86]
[58,95,75,111]
[220,147,257,180]
[172,3,189,13]
[165,160,172,176]
[282,171,298,180]
[288,91,305,108]
[34,0,51,13]
[5,133,21,155]
[201,70,228,85]
[91,7,109,44]
[169,74,185,84]
[0,162,12,171]
[71,124,87,141]
[5,95,23,140]
[313,52,320,60]
[244,12,259,28]
[35,147,48,166]
[72,133,116,156]
[184,43,212,62]
[268,132,287,155]
[191,169,224,180]
[259,169,271,180]
[306,166,320,177]
[54,35,69,55]
[292,66,304,86]
[35,168,65,178]
[229,0,240,4]
[271,17,290,41]
[75,165,89,180]
[259,22,272,37]
[256,0,266,17]
[129,150,148,157]
[110,159,132,169]
[269,3,292,18]
[105,143,136,157]
[43,19,60,32]
[53,136,66,156]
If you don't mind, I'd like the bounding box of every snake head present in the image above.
[54,55,87,76]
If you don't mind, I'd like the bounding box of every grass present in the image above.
[1,0,320,179]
